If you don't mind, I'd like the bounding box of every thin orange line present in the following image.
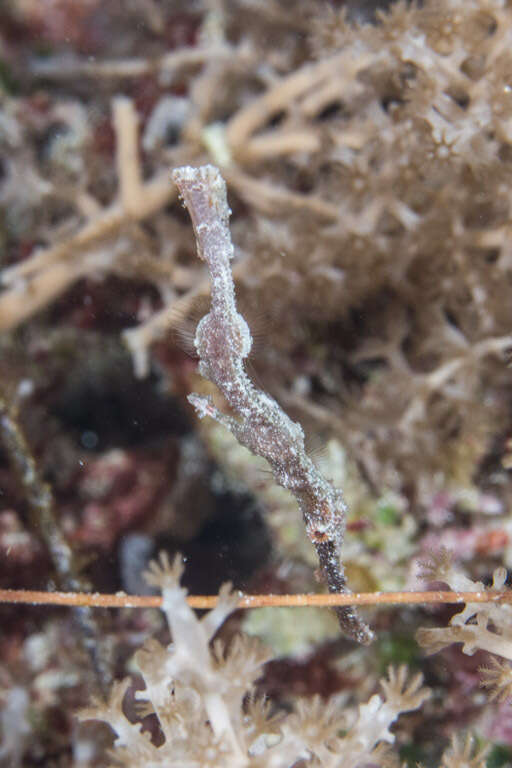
[0,588,509,610]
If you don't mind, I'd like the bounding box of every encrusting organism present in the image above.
[172,164,372,645]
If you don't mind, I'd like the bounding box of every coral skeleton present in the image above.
[80,553,429,767]
[172,165,372,645]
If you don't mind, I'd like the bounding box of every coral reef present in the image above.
[2,0,512,764]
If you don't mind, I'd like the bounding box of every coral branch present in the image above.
[0,170,174,330]
[113,97,143,216]
[225,50,372,154]
[30,45,238,79]
[223,167,340,220]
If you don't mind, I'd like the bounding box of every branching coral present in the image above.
[80,553,429,767]
[416,549,512,701]
[437,734,489,768]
